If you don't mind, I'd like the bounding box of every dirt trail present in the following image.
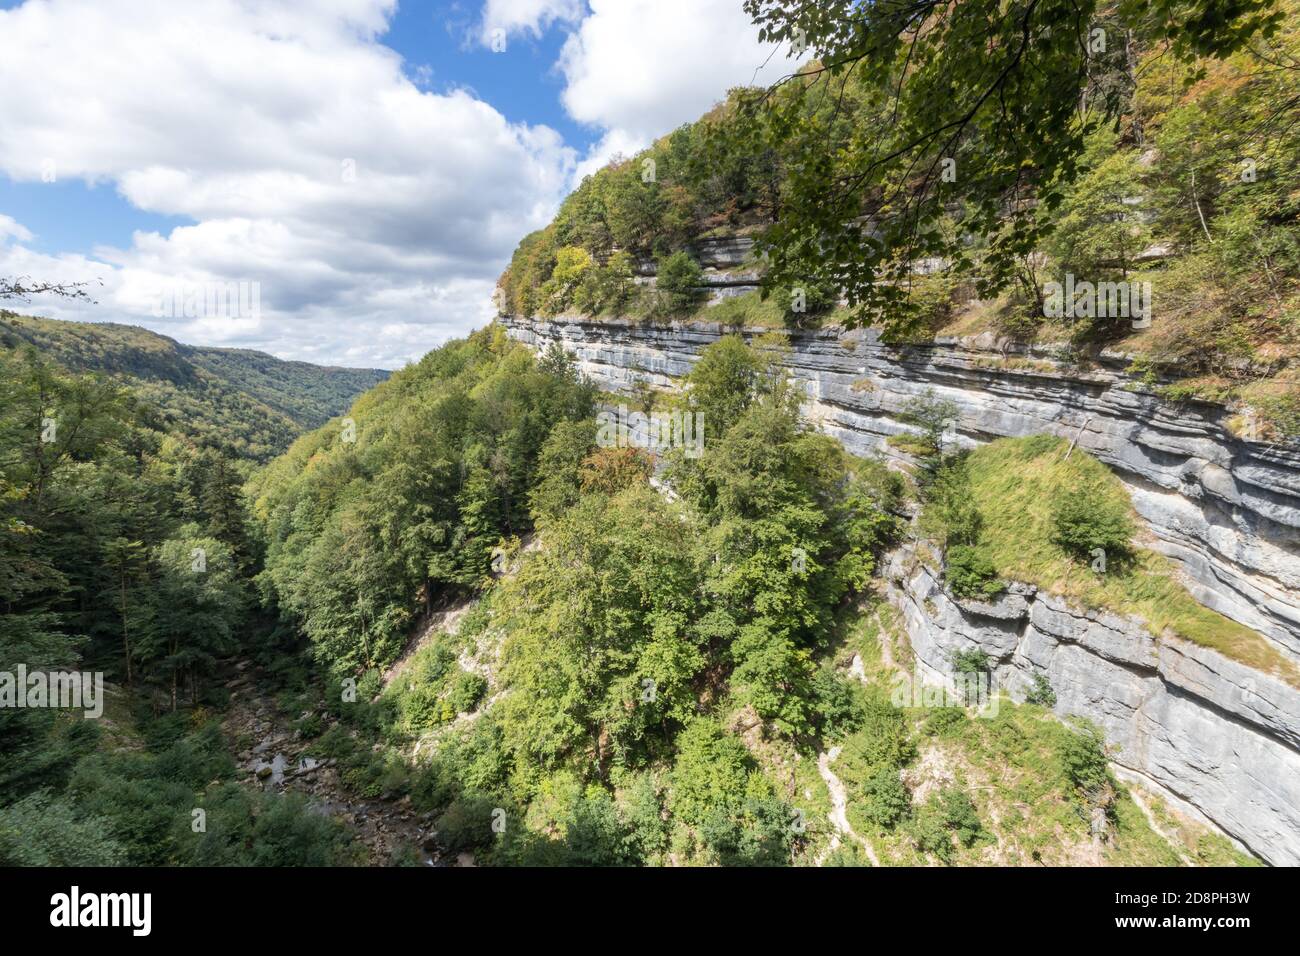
[812,605,905,866]
[816,746,881,866]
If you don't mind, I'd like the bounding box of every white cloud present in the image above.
[568,128,651,185]
[558,0,803,172]
[0,0,806,368]
[479,0,584,45]
[0,0,576,368]
[0,215,34,244]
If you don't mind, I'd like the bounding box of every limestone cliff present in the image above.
[502,315,1300,657]
[503,312,1300,864]
[883,540,1300,865]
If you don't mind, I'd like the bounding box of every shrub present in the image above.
[294,713,325,739]
[1025,674,1057,708]
[1060,720,1110,798]
[911,786,985,863]
[836,689,916,779]
[0,792,125,866]
[447,671,488,715]
[436,795,500,853]
[654,251,704,316]
[943,545,1004,599]
[1050,484,1135,563]
[923,706,967,737]
[938,787,985,849]
[780,280,839,325]
[949,648,991,678]
[812,665,864,739]
[910,805,955,862]
[859,768,911,829]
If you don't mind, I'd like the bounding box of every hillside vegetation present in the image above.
[0,313,388,461]
[922,433,1298,684]
[498,2,1300,437]
[243,332,1246,865]
[0,332,365,864]
[4,0,1288,868]
[3,314,1256,865]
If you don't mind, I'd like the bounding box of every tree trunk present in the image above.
[120,568,133,687]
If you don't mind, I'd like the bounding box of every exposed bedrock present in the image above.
[502,315,1300,658]
[881,542,1300,866]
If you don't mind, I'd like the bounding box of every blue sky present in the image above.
[0,0,794,367]
[1,1,594,258]
[385,2,596,148]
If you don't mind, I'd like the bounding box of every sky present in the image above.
[0,0,800,369]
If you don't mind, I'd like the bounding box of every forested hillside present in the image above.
[0,329,367,863]
[1,313,1261,865]
[234,329,1250,865]
[3,0,1292,871]
[0,313,378,864]
[498,0,1299,438]
[0,313,388,462]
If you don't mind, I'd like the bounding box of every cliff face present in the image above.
[502,315,1300,659]
[504,313,1300,863]
[883,541,1300,865]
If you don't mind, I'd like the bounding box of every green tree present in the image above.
[138,531,247,710]
[734,0,1282,336]
[654,251,705,317]
[1051,483,1136,563]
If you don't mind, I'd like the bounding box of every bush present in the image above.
[949,648,991,678]
[812,665,864,739]
[654,251,705,316]
[938,788,985,848]
[943,545,1003,599]
[436,795,500,853]
[294,713,325,739]
[1060,720,1110,798]
[1025,674,1057,707]
[858,768,911,829]
[1050,484,1135,563]
[910,807,954,862]
[910,786,985,863]
[447,671,488,715]
[836,689,916,780]
[780,280,839,324]
[923,706,968,737]
[0,792,125,866]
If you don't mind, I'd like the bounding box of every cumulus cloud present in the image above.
[0,0,576,368]
[558,0,803,169]
[479,0,584,44]
[0,0,804,368]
